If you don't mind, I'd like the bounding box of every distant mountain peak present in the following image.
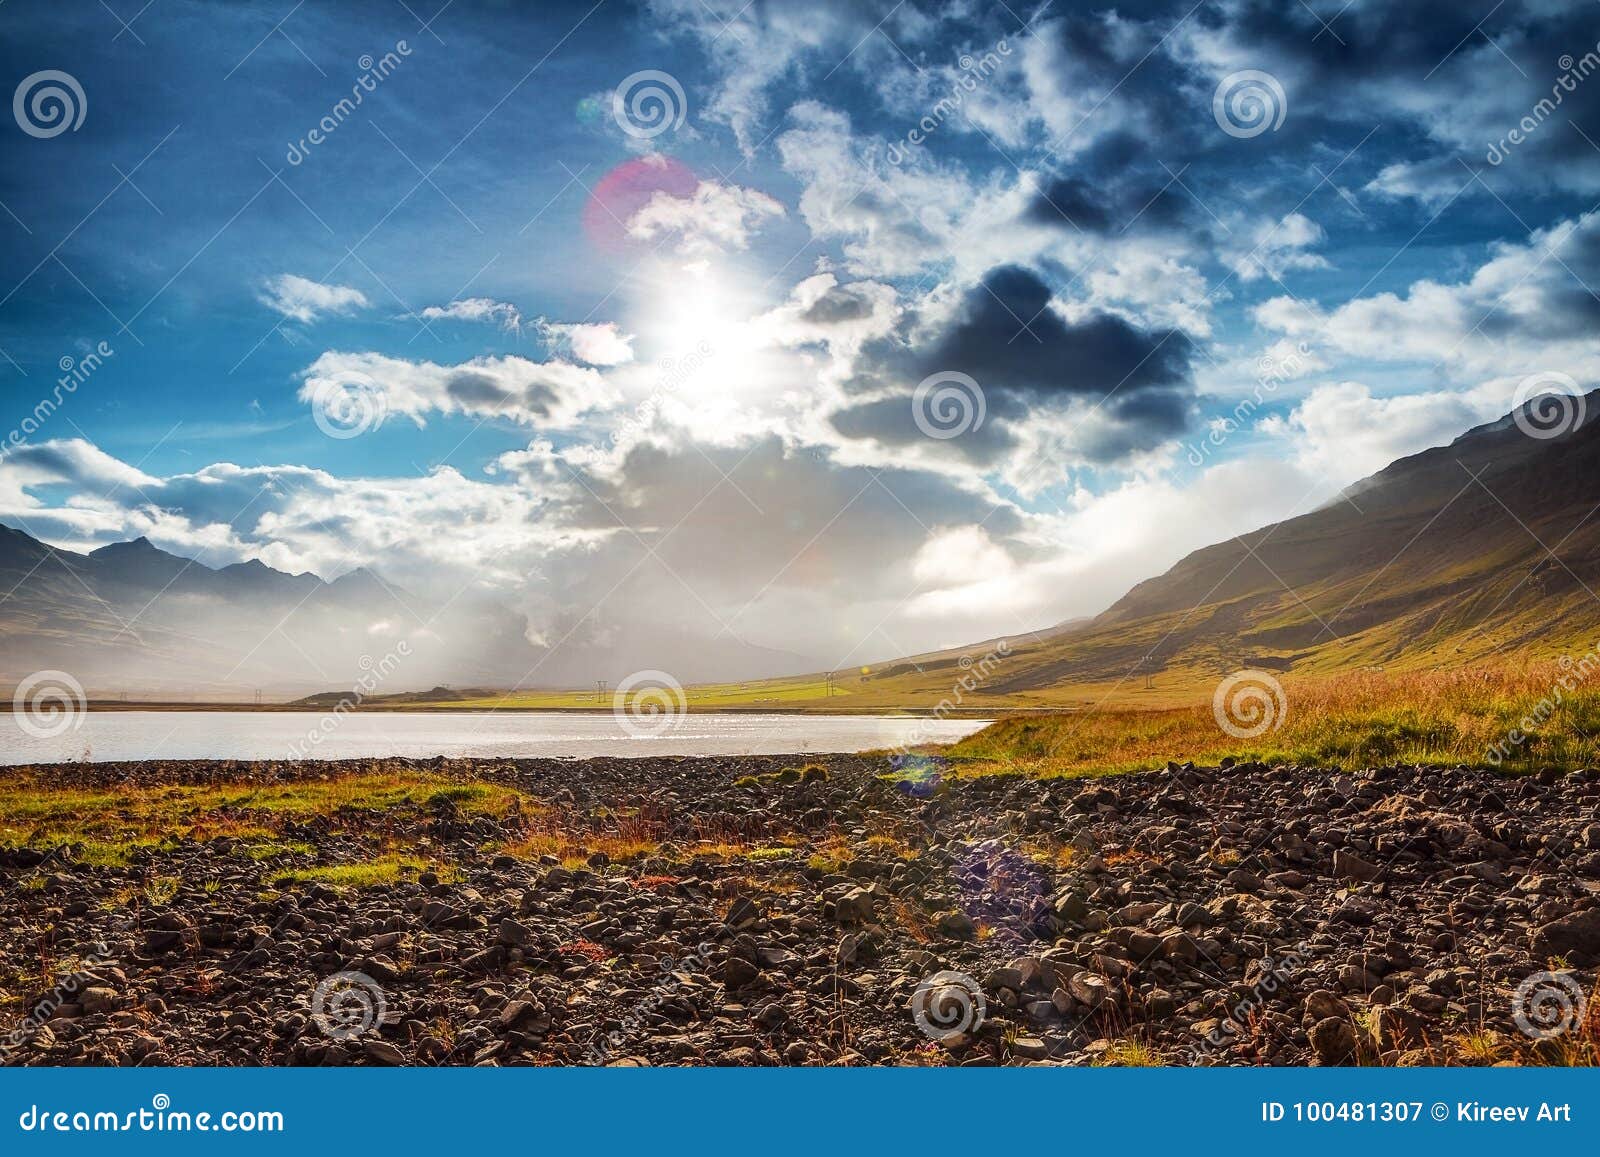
[91,535,167,556]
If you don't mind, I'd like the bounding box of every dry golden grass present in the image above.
[944,661,1600,779]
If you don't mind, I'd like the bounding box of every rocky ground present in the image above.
[2,754,1599,1066]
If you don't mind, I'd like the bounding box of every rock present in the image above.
[823,885,875,923]
[1010,1036,1049,1060]
[78,986,119,1014]
[986,967,1025,993]
[1532,909,1600,961]
[1303,990,1350,1022]
[1332,849,1383,883]
[1372,1005,1426,1051]
[1308,1017,1359,1065]
[363,1040,406,1066]
[722,957,761,989]
[1160,931,1199,963]
[461,946,506,973]
[725,896,762,930]
[497,918,531,947]
[499,1000,538,1030]
[1068,972,1113,1008]
[1336,963,1382,992]
[1126,930,1163,957]
[936,910,976,939]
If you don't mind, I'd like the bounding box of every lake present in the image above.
[0,710,991,765]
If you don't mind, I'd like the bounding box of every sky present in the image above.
[2,0,1600,683]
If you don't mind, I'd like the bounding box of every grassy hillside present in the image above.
[935,662,1600,778]
[393,400,1600,717]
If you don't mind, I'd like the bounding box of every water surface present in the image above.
[0,710,990,765]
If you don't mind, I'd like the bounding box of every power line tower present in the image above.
[596,679,609,703]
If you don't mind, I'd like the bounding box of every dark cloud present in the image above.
[827,264,1199,466]
[1027,174,1191,235]
[923,266,1194,399]
[801,283,877,324]
[1196,0,1600,185]
[829,393,1020,466]
[445,371,555,416]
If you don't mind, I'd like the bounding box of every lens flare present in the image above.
[583,155,698,254]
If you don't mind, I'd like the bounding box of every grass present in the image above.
[0,761,829,886]
[0,770,529,866]
[940,663,1600,779]
[270,857,447,889]
[1093,1037,1166,1067]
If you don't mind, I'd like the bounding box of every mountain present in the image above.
[7,392,1593,704]
[0,526,809,699]
[0,529,546,698]
[944,391,1600,700]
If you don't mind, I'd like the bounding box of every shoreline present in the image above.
[74,701,1025,718]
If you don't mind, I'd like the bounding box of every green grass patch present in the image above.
[270,856,448,889]
[0,770,531,866]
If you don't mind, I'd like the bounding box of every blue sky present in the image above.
[3,0,1600,680]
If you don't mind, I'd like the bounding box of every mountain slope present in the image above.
[959,393,1600,700]
[373,391,1600,714]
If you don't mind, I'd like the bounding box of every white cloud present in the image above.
[625,179,786,259]
[259,274,370,324]
[419,298,522,331]
[298,351,619,430]
[1255,210,1600,386]
[1226,213,1330,283]
[537,320,636,366]
[1258,381,1497,485]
